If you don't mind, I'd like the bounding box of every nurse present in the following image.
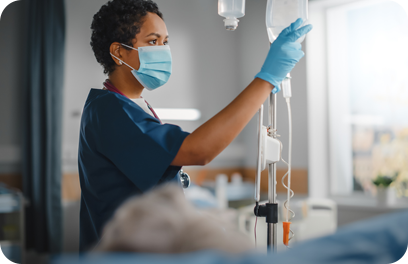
[79,0,312,252]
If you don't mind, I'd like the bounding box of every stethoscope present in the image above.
[179,169,190,189]
[103,80,191,189]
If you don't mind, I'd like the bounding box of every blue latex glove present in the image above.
[255,18,313,93]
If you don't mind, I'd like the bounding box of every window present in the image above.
[326,0,408,195]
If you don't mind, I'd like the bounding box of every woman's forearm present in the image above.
[171,20,312,167]
[171,78,274,166]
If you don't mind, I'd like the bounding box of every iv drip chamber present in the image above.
[218,0,246,31]
[266,0,308,43]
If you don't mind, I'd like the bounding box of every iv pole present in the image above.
[253,91,279,253]
[218,0,279,251]
[255,0,308,250]
[267,93,278,250]
[218,0,306,253]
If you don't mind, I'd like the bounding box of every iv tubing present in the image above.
[281,75,295,246]
[285,98,292,222]
[282,75,293,222]
[255,105,264,202]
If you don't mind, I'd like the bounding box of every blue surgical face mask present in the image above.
[110,44,172,91]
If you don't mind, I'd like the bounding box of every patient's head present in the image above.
[95,184,253,254]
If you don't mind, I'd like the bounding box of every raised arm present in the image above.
[171,19,313,166]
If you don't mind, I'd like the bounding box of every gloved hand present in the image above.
[255,18,313,93]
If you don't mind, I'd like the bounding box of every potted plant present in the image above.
[372,173,398,206]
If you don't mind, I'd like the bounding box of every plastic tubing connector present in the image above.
[223,18,239,31]
[283,221,291,246]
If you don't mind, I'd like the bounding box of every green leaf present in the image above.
[372,174,397,188]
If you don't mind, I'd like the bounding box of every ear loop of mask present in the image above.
[110,53,136,70]
[120,43,137,50]
[110,44,139,70]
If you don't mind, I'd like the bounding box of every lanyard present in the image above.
[103,80,162,124]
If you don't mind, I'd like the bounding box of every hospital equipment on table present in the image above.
[0,184,26,263]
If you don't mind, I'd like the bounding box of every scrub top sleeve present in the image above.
[96,98,190,192]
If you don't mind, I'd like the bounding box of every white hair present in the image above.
[95,184,254,254]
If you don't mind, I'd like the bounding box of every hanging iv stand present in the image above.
[267,93,278,250]
[253,91,279,252]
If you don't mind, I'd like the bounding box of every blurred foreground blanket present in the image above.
[53,183,408,264]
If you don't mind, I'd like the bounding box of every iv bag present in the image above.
[266,0,308,43]
[218,0,246,31]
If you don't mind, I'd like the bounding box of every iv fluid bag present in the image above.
[218,0,245,19]
[266,0,308,43]
[218,0,246,31]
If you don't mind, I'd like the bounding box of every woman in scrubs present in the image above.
[79,0,312,251]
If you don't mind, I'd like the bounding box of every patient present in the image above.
[95,184,254,254]
[54,185,408,263]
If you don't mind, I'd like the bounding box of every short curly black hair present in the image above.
[91,0,163,75]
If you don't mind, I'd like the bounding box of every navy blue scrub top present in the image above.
[78,89,190,252]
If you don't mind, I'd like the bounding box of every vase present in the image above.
[376,186,396,206]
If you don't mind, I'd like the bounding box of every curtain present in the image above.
[22,0,66,254]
